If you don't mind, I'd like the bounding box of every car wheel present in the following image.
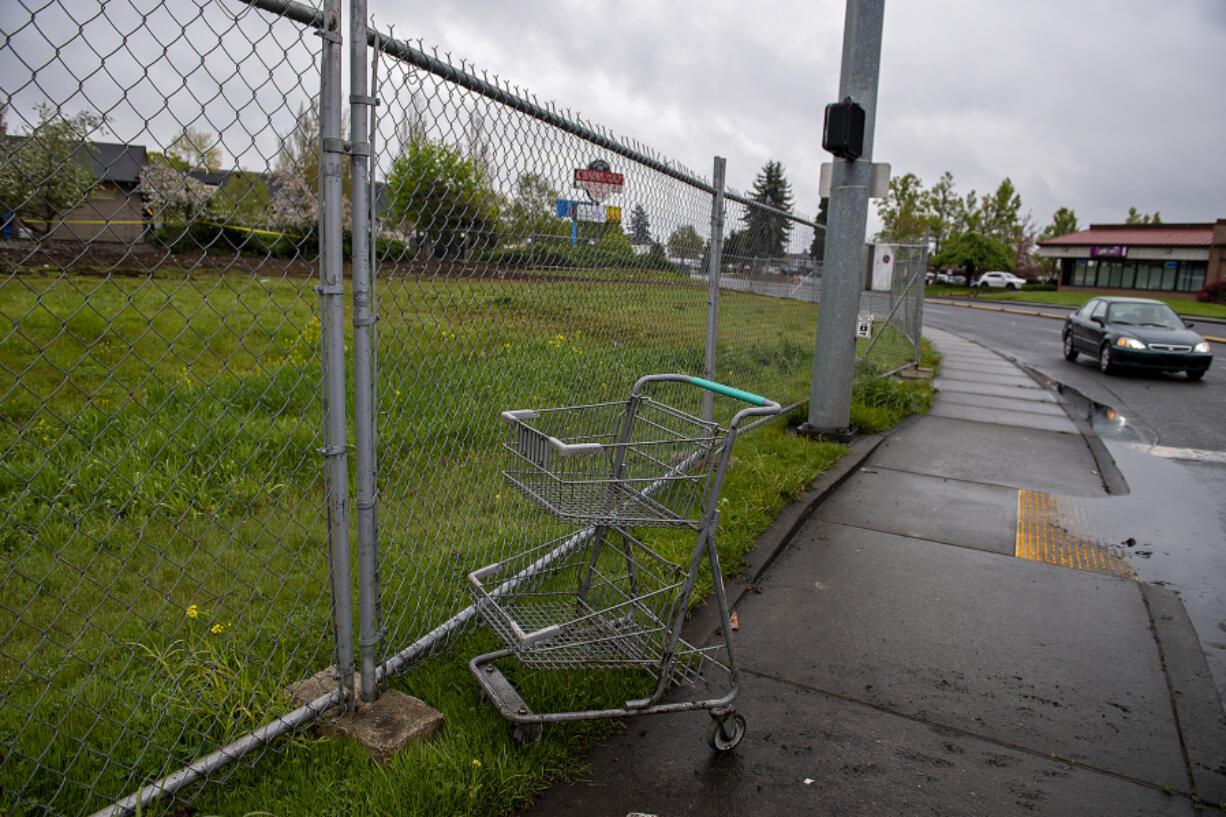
[1098,343,1114,374]
[1187,368,1206,381]
[1062,333,1078,362]
[1007,283,1018,290]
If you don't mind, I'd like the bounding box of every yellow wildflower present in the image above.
[186,604,198,619]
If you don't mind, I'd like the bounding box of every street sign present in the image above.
[556,199,621,223]
[574,159,624,203]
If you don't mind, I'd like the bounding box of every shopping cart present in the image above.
[469,373,780,751]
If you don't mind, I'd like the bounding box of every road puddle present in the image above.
[1042,380,1226,701]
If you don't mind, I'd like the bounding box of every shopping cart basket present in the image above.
[469,374,780,751]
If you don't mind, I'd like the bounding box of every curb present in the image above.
[1140,583,1226,807]
[1016,364,1131,496]
[926,298,1226,344]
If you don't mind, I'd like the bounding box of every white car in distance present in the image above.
[974,271,1026,290]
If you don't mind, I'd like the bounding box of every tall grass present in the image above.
[0,266,921,816]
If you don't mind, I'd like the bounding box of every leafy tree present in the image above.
[1125,206,1161,224]
[507,172,560,238]
[666,224,704,260]
[385,136,500,258]
[959,189,981,235]
[978,177,1022,243]
[744,160,793,257]
[810,197,828,260]
[628,203,651,244]
[213,173,271,226]
[1040,206,1080,240]
[926,171,961,251]
[0,105,102,236]
[168,126,223,173]
[1013,214,1041,278]
[930,231,1015,276]
[875,171,929,243]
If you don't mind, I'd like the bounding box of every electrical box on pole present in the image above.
[822,97,866,161]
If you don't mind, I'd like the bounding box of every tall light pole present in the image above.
[801,0,885,440]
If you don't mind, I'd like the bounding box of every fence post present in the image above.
[703,156,727,422]
[349,0,382,704]
[913,230,928,367]
[319,0,355,707]
[802,0,885,439]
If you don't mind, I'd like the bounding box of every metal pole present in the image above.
[319,0,355,706]
[703,156,727,422]
[914,230,928,366]
[801,0,885,440]
[349,0,380,704]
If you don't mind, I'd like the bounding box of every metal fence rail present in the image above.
[0,2,928,815]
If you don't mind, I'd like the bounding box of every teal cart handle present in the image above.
[687,377,768,406]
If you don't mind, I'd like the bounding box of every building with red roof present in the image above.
[1036,220,1226,298]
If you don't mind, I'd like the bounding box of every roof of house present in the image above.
[1039,223,1215,248]
[3,136,147,185]
[71,141,146,185]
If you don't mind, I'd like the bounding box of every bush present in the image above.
[1196,280,1226,305]
[1022,282,1058,292]
[150,221,320,260]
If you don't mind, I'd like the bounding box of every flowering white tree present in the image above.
[0,105,102,236]
[267,171,317,233]
[138,162,212,224]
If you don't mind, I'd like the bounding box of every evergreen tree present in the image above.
[743,160,793,257]
[810,197,828,260]
[628,204,651,244]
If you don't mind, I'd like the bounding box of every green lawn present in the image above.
[0,263,928,817]
[926,285,1226,319]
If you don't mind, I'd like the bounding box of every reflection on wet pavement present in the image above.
[1045,382,1226,703]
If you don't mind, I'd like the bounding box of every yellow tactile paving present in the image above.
[1015,490,1135,580]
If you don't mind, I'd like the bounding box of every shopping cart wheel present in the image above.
[706,713,746,752]
[512,723,543,746]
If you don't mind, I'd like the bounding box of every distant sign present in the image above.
[574,159,624,203]
[1091,245,1126,258]
[556,199,621,223]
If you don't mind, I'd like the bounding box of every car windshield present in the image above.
[1107,303,1183,329]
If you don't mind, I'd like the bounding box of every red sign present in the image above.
[574,160,624,203]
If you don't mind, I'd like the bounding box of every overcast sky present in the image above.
[5,0,1223,235]
[373,0,1226,232]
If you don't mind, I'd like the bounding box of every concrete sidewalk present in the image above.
[520,327,1226,816]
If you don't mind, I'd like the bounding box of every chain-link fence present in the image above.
[856,243,928,375]
[1,4,350,816]
[0,1,929,815]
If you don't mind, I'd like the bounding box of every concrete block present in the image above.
[286,668,444,764]
[897,366,933,381]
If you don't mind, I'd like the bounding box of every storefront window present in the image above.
[1159,263,1177,290]
[1176,262,1206,292]
[1061,257,1207,292]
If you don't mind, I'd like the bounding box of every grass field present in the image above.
[0,263,931,817]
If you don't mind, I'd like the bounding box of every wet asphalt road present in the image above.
[924,301,1226,701]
